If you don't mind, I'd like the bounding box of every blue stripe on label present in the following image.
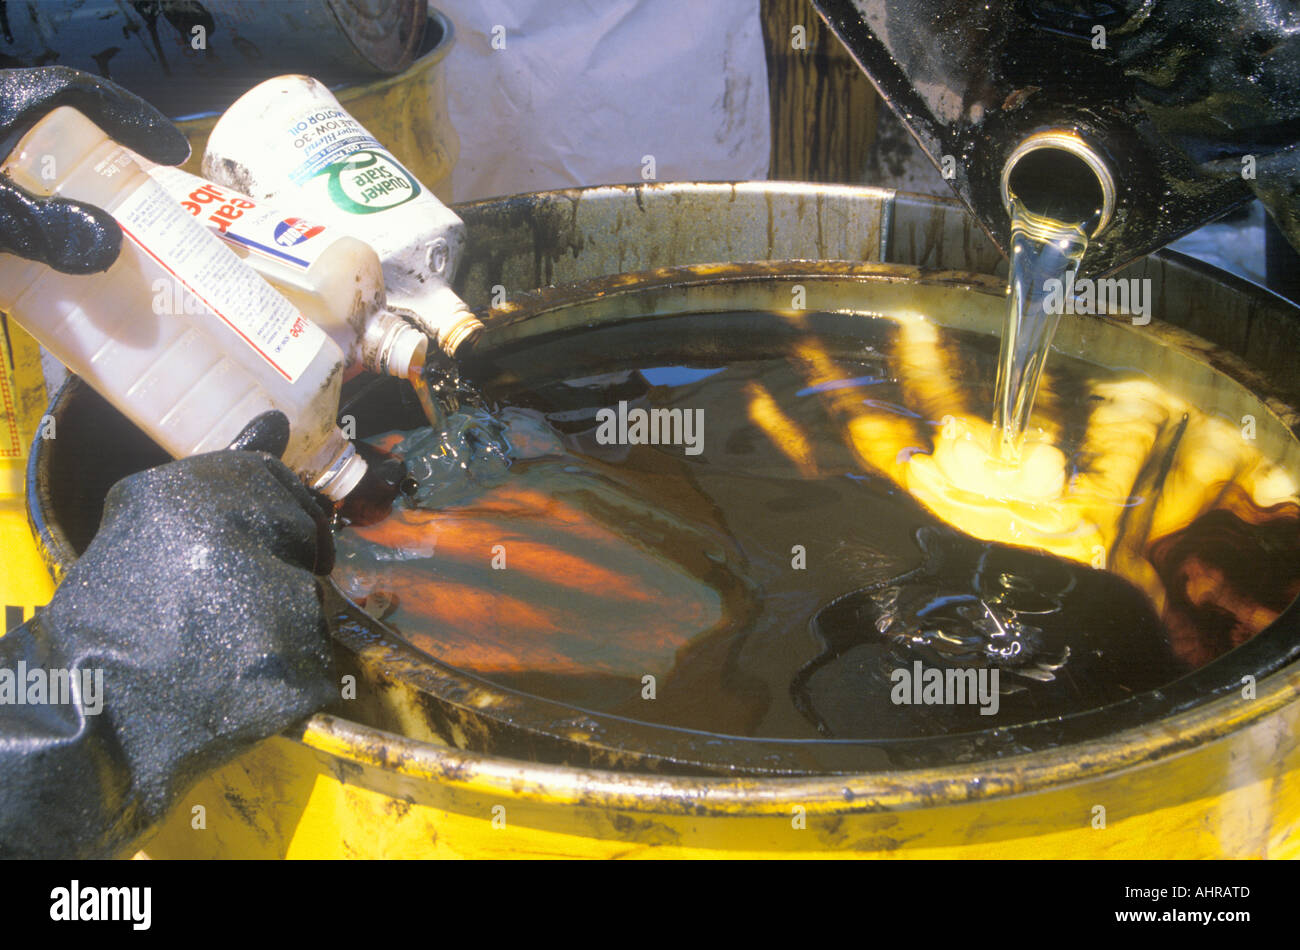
[224,232,312,269]
[292,134,383,183]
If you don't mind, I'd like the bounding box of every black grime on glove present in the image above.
[0,66,191,274]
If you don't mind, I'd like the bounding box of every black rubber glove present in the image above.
[0,417,337,859]
[0,65,190,274]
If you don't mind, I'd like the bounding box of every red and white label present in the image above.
[114,178,326,382]
[150,166,332,270]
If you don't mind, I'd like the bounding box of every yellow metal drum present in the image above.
[0,318,55,634]
[136,674,1300,858]
[23,183,1300,858]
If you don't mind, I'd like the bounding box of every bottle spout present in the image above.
[807,0,1257,276]
[388,282,482,357]
[363,309,429,379]
[1001,131,1116,239]
[312,437,369,502]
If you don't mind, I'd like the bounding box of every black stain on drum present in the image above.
[158,1,215,42]
[128,2,213,72]
[91,46,120,78]
[329,757,366,785]
[456,193,585,295]
[222,787,271,845]
[609,812,681,846]
[232,35,261,63]
[130,3,169,72]
[1,313,14,372]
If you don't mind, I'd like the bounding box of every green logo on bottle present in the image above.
[318,150,421,214]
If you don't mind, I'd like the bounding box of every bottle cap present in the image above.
[313,440,369,502]
[365,311,429,379]
[440,304,483,356]
[389,282,483,357]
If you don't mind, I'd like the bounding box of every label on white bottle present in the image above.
[285,107,384,184]
[114,177,327,383]
[150,166,331,271]
[282,107,423,215]
[311,148,423,216]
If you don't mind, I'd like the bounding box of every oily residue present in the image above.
[333,314,1300,746]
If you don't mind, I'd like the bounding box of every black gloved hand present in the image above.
[0,65,190,274]
[0,416,337,859]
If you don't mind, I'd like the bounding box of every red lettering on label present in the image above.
[169,181,260,234]
[188,183,222,205]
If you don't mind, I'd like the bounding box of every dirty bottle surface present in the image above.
[203,75,482,356]
[148,164,428,381]
[0,106,367,501]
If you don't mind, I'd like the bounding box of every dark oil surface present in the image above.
[333,313,1300,742]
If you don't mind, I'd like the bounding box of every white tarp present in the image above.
[441,0,771,202]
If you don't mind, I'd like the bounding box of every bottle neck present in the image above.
[385,280,482,357]
[312,435,369,502]
[362,310,428,379]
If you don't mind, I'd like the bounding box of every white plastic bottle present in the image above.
[202,75,482,357]
[0,106,368,501]
[147,164,427,381]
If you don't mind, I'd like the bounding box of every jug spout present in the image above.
[810,0,1299,277]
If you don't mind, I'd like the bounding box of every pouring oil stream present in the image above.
[990,135,1111,464]
[990,198,1090,462]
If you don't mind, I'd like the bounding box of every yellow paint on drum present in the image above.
[135,660,1300,858]
[0,318,55,629]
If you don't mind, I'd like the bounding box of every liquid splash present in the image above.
[407,343,494,426]
[796,524,1176,739]
[394,343,526,509]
